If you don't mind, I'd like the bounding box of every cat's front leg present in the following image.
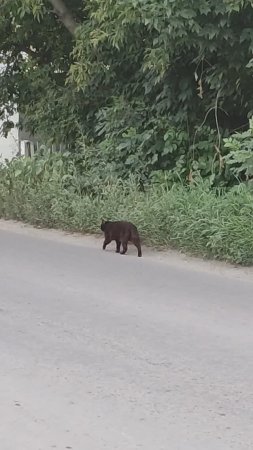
[103,239,111,250]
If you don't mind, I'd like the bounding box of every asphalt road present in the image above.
[0,223,253,450]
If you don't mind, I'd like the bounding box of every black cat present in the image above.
[101,220,142,257]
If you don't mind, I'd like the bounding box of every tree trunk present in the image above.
[48,0,78,35]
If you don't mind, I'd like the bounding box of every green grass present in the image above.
[1,157,253,265]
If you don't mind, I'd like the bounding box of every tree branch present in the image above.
[47,0,78,35]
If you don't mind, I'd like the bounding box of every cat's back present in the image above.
[107,221,139,238]
[108,221,130,234]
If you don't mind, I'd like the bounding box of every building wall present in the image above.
[0,113,20,161]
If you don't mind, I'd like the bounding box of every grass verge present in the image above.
[0,164,253,265]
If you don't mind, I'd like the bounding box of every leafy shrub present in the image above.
[224,128,253,182]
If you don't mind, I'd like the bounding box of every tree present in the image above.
[0,0,83,142]
[1,0,253,179]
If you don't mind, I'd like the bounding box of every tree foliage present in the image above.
[1,0,253,180]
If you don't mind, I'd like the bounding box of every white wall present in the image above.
[0,113,19,161]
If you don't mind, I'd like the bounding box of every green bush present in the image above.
[224,128,253,182]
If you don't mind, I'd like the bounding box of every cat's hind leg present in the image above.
[116,240,121,253]
[120,241,128,255]
[132,238,142,257]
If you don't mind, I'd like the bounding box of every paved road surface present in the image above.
[0,223,253,450]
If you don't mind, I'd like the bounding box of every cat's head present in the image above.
[100,219,108,231]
